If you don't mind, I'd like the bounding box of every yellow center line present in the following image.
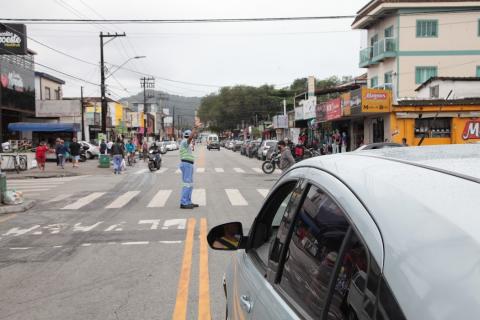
[198,218,211,320]
[172,218,196,320]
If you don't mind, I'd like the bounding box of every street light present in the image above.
[106,56,146,79]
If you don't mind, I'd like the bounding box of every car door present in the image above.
[261,167,384,319]
[227,169,306,320]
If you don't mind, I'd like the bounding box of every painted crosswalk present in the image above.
[233,168,245,173]
[133,167,280,174]
[8,176,83,197]
[225,189,248,206]
[192,188,206,206]
[62,192,106,210]
[257,189,269,198]
[147,190,172,208]
[196,168,205,173]
[105,191,140,209]
[214,168,224,173]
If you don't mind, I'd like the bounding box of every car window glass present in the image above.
[278,185,350,319]
[326,232,371,320]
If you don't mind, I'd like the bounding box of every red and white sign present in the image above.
[462,120,480,140]
[325,98,342,120]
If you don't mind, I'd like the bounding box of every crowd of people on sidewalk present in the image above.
[35,137,83,171]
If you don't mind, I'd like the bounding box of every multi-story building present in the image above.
[34,72,64,101]
[353,0,480,100]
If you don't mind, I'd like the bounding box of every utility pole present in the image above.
[100,32,126,136]
[172,106,176,140]
[140,77,155,140]
[81,86,85,141]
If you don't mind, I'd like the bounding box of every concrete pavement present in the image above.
[0,145,278,320]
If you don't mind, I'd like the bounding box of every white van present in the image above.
[207,134,220,150]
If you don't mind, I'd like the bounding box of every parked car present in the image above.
[233,140,243,152]
[207,144,480,320]
[79,141,100,159]
[240,140,250,155]
[355,142,403,151]
[247,141,260,158]
[265,141,278,160]
[257,140,277,160]
[166,141,179,151]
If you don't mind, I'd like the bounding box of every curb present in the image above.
[0,199,36,215]
[6,172,79,180]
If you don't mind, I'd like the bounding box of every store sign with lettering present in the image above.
[462,120,480,140]
[325,98,342,120]
[361,88,391,113]
[0,71,25,92]
[0,24,27,55]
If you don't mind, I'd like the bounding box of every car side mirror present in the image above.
[83,146,89,150]
[207,222,245,251]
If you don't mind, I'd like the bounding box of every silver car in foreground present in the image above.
[208,144,480,320]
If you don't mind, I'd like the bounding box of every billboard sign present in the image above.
[295,106,304,121]
[361,88,391,113]
[0,55,35,112]
[325,98,342,120]
[273,115,288,129]
[302,97,317,119]
[462,120,480,140]
[341,92,351,116]
[0,24,27,55]
[316,103,327,122]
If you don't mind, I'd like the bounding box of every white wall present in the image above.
[416,80,480,99]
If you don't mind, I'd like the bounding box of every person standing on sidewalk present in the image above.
[55,137,61,166]
[111,138,124,174]
[179,129,199,209]
[69,137,81,168]
[99,139,107,155]
[35,141,48,172]
[56,140,67,169]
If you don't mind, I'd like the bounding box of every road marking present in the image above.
[104,222,125,232]
[196,168,205,173]
[162,219,187,230]
[252,168,263,174]
[14,188,51,192]
[159,240,182,244]
[81,243,92,247]
[10,247,31,250]
[3,225,40,236]
[46,194,72,203]
[53,245,63,248]
[121,241,149,245]
[214,168,224,173]
[175,169,181,174]
[233,167,245,173]
[198,218,211,319]
[155,167,168,174]
[134,169,148,174]
[62,192,106,210]
[139,219,161,230]
[225,189,248,206]
[172,218,196,320]
[147,190,172,208]
[192,189,206,206]
[105,191,140,209]
[73,221,103,232]
[9,185,59,189]
[257,189,269,198]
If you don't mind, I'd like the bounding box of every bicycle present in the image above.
[1,153,28,173]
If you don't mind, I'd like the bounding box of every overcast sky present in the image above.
[1,0,368,98]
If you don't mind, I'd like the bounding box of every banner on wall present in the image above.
[462,120,480,140]
[295,106,304,121]
[301,97,317,119]
[361,87,391,113]
[341,92,351,116]
[325,98,342,120]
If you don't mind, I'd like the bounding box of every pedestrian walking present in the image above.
[142,140,149,162]
[107,140,113,154]
[332,130,341,154]
[35,141,49,172]
[99,139,107,155]
[55,137,61,166]
[69,137,81,168]
[111,138,124,174]
[278,140,295,172]
[56,140,67,169]
[179,129,199,209]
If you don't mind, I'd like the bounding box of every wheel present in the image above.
[262,161,275,174]
[80,155,87,162]
[87,151,94,159]
[148,162,156,172]
[18,157,28,170]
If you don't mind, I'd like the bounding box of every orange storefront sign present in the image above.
[462,119,480,140]
[361,87,391,113]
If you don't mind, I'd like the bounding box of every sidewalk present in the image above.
[4,159,114,180]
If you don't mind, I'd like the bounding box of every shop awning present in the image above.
[8,122,80,132]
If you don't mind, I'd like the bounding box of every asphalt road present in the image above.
[0,145,280,320]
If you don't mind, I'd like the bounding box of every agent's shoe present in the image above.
[191,203,199,207]
[180,204,194,209]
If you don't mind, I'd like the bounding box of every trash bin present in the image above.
[98,155,110,168]
[0,173,6,203]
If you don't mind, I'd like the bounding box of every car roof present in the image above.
[297,144,480,319]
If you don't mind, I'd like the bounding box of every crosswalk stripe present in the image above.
[155,167,168,174]
[225,189,248,206]
[9,185,59,189]
[8,181,64,185]
[192,189,206,206]
[147,190,172,208]
[105,191,140,209]
[252,168,263,174]
[214,168,224,173]
[46,193,72,203]
[16,188,50,192]
[134,169,148,174]
[196,168,205,173]
[233,168,245,173]
[62,192,106,210]
[257,189,269,198]
[175,169,181,174]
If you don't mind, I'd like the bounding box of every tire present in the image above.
[262,161,275,174]
[80,155,87,162]
[19,157,28,171]
[148,161,155,172]
[87,151,94,159]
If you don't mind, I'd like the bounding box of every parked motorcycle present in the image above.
[262,152,280,174]
[148,149,162,171]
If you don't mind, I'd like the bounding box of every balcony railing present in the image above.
[359,37,397,67]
